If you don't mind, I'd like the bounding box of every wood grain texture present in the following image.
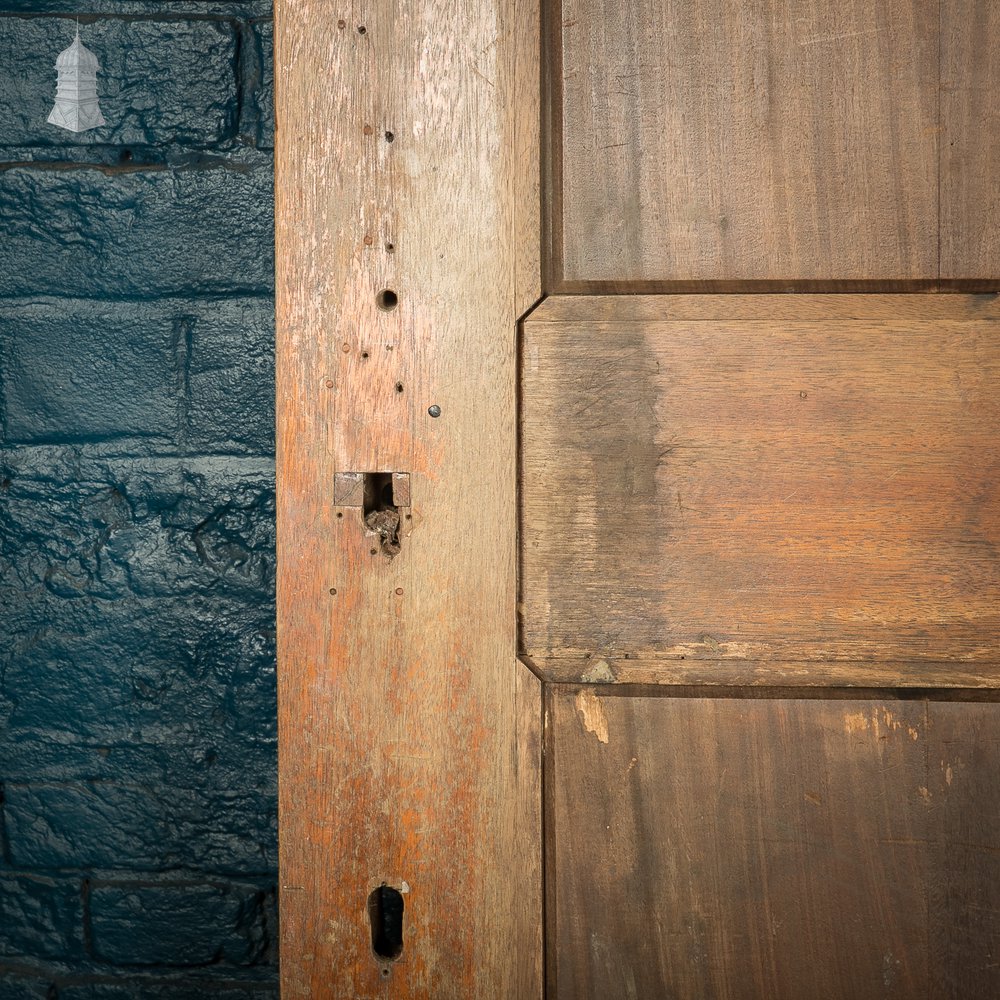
[521,295,1000,676]
[555,0,939,284]
[274,0,541,995]
[547,689,1000,1000]
[940,0,1000,279]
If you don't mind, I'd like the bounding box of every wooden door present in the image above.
[275,1,1000,997]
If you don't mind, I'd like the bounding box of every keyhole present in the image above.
[368,884,404,961]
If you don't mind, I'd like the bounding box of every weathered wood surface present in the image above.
[555,0,938,284]
[551,0,1000,287]
[521,295,1000,680]
[940,1,1000,279]
[547,689,1000,1000]
[274,0,542,995]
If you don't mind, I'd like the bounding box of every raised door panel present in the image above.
[521,295,1000,684]
[547,690,1000,1000]
[551,0,1000,286]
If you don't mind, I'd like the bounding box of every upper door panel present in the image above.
[549,0,999,287]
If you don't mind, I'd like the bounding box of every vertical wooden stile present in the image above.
[274,0,542,996]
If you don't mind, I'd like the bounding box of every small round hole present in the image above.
[357,24,367,34]
[329,587,337,595]
[376,289,399,312]
[361,351,369,359]
[337,18,346,28]
[385,131,395,143]
[394,382,404,393]
[336,512,343,519]
[370,548,378,556]
[385,242,395,253]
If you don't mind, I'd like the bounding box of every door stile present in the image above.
[274,0,543,996]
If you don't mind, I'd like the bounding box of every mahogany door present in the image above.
[275,1,1000,997]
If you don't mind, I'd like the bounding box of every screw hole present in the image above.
[361,351,369,359]
[357,24,366,34]
[329,587,337,595]
[336,511,343,519]
[376,289,399,312]
[395,382,404,393]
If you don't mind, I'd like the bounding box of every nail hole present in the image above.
[336,511,343,519]
[385,130,395,143]
[357,24,366,34]
[337,18,346,28]
[329,587,337,595]
[385,242,395,253]
[368,885,404,961]
[405,514,412,520]
[370,548,378,556]
[361,351,369,359]
[376,289,399,312]
[395,382,404,393]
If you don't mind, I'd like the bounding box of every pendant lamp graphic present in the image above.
[48,26,106,133]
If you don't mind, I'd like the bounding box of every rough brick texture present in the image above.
[0,3,277,995]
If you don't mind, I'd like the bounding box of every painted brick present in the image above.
[4,782,276,874]
[0,297,274,451]
[254,21,275,150]
[0,158,274,298]
[0,455,275,605]
[2,1,272,14]
[0,974,52,999]
[89,883,270,966]
[1,300,178,446]
[185,298,275,454]
[0,17,238,149]
[0,873,85,960]
[2,597,276,748]
[59,982,278,999]
[0,3,278,991]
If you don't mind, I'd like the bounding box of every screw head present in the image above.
[427,404,441,418]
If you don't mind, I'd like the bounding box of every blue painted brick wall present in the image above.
[0,2,278,995]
